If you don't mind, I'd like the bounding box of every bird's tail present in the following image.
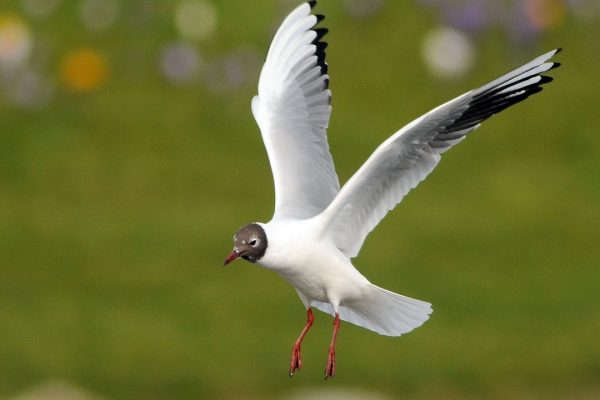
[311,284,432,336]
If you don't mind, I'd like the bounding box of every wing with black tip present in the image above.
[252,1,339,220]
[320,49,561,258]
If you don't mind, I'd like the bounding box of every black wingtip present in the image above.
[310,13,328,76]
[438,48,561,139]
[308,0,317,9]
[555,47,563,54]
[315,41,328,52]
[315,41,328,74]
[314,27,328,41]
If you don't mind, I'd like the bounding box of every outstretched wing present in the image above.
[319,49,561,258]
[252,1,339,220]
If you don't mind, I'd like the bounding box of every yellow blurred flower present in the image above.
[60,48,109,92]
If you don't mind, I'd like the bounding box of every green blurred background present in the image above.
[1,0,599,399]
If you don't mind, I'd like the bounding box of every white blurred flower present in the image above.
[0,15,33,71]
[422,26,474,79]
[6,69,54,109]
[159,42,202,84]
[80,0,120,32]
[175,0,217,41]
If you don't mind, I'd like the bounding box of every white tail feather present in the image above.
[311,284,433,336]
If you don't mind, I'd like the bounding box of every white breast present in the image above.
[256,219,370,304]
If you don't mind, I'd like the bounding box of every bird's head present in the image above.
[223,223,268,265]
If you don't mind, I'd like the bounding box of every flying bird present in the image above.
[224,0,560,379]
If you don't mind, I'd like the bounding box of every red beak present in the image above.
[223,249,241,266]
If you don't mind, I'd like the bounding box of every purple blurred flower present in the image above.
[443,0,490,34]
[505,1,541,45]
[418,0,571,46]
[159,42,202,84]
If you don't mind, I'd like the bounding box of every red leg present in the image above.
[324,313,340,379]
[289,308,314,377]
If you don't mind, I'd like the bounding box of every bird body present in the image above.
[256,209,433,338]
[223,0,561,378]
[257,218,369,308]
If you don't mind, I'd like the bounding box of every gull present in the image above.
[223,0,560,379]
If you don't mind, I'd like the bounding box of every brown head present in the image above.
[223,223,268,265]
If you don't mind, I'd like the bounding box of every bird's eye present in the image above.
[249,238,259,246]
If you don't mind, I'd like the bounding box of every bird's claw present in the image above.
[289,347,302,377]
[324,351,335,379]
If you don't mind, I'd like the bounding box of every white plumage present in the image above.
[252,4,338,219]
[225,1,560,378]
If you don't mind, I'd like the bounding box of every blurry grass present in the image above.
[1,1,600,399]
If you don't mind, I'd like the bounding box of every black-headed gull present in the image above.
[224,1,560,379]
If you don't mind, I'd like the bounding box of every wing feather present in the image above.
[319,49,561,257]
[252,1,339,220]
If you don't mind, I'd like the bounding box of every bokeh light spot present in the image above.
[175,0,217,41]
[159,42,202,84]
[60,48,109,92]
[204,47,260,94]
[7,69,54,109]
[526,0,566,29]
[20,0,62,19]
[422,26,474,79]
[0,14,33,70]
[80,0,120,32]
